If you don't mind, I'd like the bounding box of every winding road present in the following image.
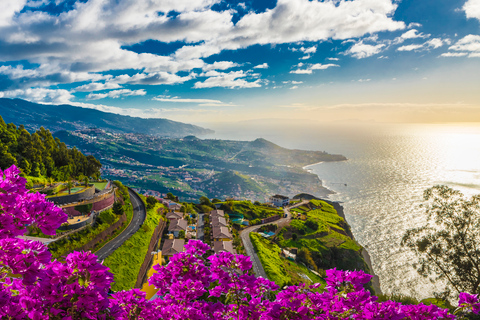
[96,188,146,261]
[240,200,309,278]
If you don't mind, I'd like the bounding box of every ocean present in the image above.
[202,120,480,298]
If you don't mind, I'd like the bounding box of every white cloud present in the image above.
[0,0,404,92]
[202,61,240,71]
[407,22,422,28]
[283,80,303,84]
[290,86,299,90]
[193,70,261,89]
[152,96,236,107]
[0,88,74,104]
[0,0,27,27]
[443,34,480,57]
[111,72,195,85]
[86,89,147,100]
[346,42,385,59]
[292,46,317,56]
[253,63,269,69]
[397,38,449,51]
[463,0,480,21]
[394,29,430,44]
[290,63,339,74]
[449,34,480,52]
[74,82,122,92]
[440,52,468,57]
[397,44,424,51]
[327,57,340,61]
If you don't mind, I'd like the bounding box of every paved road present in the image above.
[96,188,146,261]
[240,200,309,278]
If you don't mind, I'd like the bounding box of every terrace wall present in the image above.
[134,219,166,288]
[49,185,96,205]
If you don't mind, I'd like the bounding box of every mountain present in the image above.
[0,98,213,137]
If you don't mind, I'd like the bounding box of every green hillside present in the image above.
[0,116,101,180]
[277,200,370,273]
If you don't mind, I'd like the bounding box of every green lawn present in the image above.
[92,182,108,190]
[250,232,325,289]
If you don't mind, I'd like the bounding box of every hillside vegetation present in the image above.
[250,232,325,288]
[218,200,283,221]
[0,116,101,180]
[277,200,369,273]
[0,98,213,137]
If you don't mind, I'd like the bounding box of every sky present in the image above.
[0,0,480,124]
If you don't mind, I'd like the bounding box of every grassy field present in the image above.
[250,232,325,288]
[227,200,283,221]
[277,199,369,274]
[92,182,108,190]
[104,202,164,291]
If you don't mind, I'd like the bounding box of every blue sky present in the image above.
[0,0,480,124]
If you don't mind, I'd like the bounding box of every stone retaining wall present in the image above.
[58,214,95,231]
[62,213,127,256]
[134,219,166,288]
[49,185,96,205]
[93,192,115,211]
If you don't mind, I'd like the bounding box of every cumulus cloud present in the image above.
[463,0,480,21]
[290,63,339,74]
[0,88,74,104]
[253,63,269,69]
[0,65,107,90]
[193,70,261,89]
[442,34,480,57]
[346,42,385,59]
[202,61,240,71]
[0,0,405,95]
[86,89,146,100]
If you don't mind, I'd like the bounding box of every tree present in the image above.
[146,196,157,210]
[178,230,185,239]
[200,196,213,207]
[112,201,124,216]
[402,185,480,297]
[66,181,73,194]
[166,192,176,201]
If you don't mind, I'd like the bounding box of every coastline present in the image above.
[302,161,323,172]
[297,161,383,295]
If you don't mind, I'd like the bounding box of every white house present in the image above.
[270,194,289,207]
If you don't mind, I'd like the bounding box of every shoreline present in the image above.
[298,162,382,295]
[302,161,324,172]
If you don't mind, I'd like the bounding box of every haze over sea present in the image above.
[202,120,480,299]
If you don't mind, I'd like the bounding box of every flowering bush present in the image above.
[1,165,480,319]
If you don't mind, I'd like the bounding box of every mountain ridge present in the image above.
[0,98,213,137]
